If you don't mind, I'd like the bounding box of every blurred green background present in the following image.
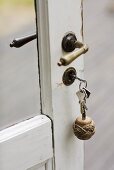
[0,0,34,37]
[0,0,33,6]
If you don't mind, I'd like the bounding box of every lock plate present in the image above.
[62,67,77,86]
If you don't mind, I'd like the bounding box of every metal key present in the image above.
[76,89,88,119]
[76,89,85,102]
[82,87,91,98]
[80,100,87,120]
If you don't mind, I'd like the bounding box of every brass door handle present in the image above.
[58,32,89,66]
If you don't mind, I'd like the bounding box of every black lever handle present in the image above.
[10,33,37,48]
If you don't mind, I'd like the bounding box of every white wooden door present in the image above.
[0,0,84,170]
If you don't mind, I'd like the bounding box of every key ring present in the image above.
[70,72,88,89]
[79,80,87,90]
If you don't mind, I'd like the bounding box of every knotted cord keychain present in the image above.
[73,81,96,140]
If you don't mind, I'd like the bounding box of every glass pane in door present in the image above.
[0,0,40,130]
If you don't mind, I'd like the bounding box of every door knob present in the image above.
[58,32,89,66]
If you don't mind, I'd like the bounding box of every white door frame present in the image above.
[36,0,84,170]
[0,115,53,170]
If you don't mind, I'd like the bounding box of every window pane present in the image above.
[0,0,40,130]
